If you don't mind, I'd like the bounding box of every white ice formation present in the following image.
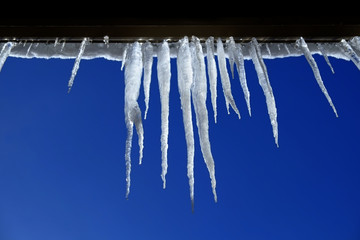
[1,35,360,209]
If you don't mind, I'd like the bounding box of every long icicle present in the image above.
[157,40,171,189]
[191,36,217,203]
[124,42,144,199]
[177,37,195,210]
[67,37,89,93]
[216,38,241,119]
[296,37,338,117]
[250,38,279,147]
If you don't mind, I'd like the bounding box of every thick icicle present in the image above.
[317,43,335,74]
[339,39,360,71]
[177,37,195,209]
[250,38,279,147]
[205,37,218,123]
[296,37,338,117]
[142,42,154,119]
[0,42,14,72]
[124,42,144,199]
[191,37,217,203]
[157,40,171,189]
[67,37,89,93]
[216,38,241,119]
[228,37,251,116]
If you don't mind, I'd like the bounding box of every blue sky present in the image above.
[0,49,359,240]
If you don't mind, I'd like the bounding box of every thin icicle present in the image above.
[216,38,241,119]
[228,37,251,116]
[191,36,217,203]
[124,42,144,199]
[142,41,154,119]
[177,37,195,210]
[67,37,89,93]
[226,39,236,79]
[121,43,129,71]
[317,43,335,74]
[205,37,218,123]
[339,39,360,71]
[296,37,338,117]
[0,42,14,72]
[157,40,171,189]
[250,38,279,147]
[26,42,33,57]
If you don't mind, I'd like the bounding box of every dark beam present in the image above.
[1,17,360,43]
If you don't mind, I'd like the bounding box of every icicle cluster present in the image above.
[2,35,360,209]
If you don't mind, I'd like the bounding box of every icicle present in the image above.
[142,42,154,119]
[205,37,218,123]
[177,37,195,210]
[228,37,251,116]
[26,42,33,57]
[124,42,144,199]
[103,35,110,47]
[226,39,236,79]
[338,39,360,71]
[121,43,129,71]
[216,38,241,119]
[0,42,14,72]
[250,38,279,147]
[317,43,335,74]
[157,40,171,189]
[67,37,89,93]
[296,37,338,117]
[190,36,217,203]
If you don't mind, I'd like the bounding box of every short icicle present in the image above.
[191,36,217,203]
[228,37,251,116]
[296,37,338,117]
[177,37,195,210]
[142,41,154,119]
[205,37,218,123]
[339,39,360,71]
[157,40,171,189]
[250,38,279,147]
[0,42,14,72]
[67,37,89,93]
[317,43,335,74]
[216,38,241,119]
[124,42,145,199]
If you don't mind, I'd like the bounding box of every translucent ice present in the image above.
[157,40,171,189]
[67,37,88,93]
[216,38,241,119]
[250,38,278,147]
[296,37,338,117]
[142,41,154,119]
[124,42,144,199]
[0,42,14,72]
[177,37,195,209]
[191,36,217,202]
[205,37,218,123]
